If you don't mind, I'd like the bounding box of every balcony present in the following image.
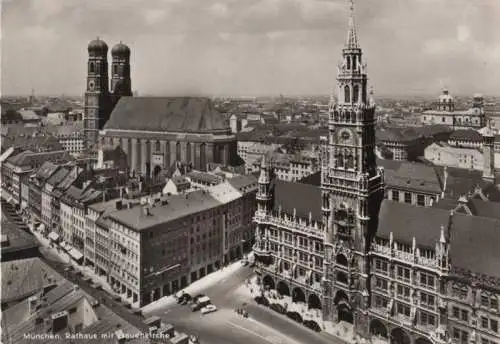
[253,242,271,256]
[373,243,391,256]
[253,214,324,239]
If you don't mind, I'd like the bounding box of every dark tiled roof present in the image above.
[376,158,403,171]
[377,200,451,248]
[378,200,500,279]
[449,129,482,142]
[437,166,500,200]
[376,127,420,143]
[227,175,258,193]
[272,180,322,221]
[450,213,500,279]
[35,161,59,181]
[412,124,453,138]
[297,171,321,186]
[104,97,229,133]
[1,212,39,257]
[187,171,221,184]
[1,258,63,303]
[46,167,70,187]
[384,162,443,194]
[1,133,63,153]
[6,150,72,168]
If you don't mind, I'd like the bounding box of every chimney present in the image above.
[28,296,38,314]
[142,206,151,216]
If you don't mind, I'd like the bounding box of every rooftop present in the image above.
[272,179,322,221]
[104,97,230,133]
[449,129,482,142]
[377,200,500,279]
[0,213,39,259]
[108,190,222,231]
[1,258,63,304]
[2,279,150,344]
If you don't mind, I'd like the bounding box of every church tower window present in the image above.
[353,85,359,103]
[344,85,351,103]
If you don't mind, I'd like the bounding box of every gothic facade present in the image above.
[253,3,500,344]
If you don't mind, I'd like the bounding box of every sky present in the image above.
[1,0,500,97]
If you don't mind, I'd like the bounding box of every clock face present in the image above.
[88,81,95,91]
[339,129,352,143]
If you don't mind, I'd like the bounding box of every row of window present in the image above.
[391,190,427,206]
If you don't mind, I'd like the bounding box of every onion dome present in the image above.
[88,37,108,54]
[111,42,131,57]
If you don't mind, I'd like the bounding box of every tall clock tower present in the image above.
[84,38,111,165]
[320,0,384,337]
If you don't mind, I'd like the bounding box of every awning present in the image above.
[68,248,83,261]
[48,231,60,242]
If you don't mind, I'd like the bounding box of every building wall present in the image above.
[386,189,439,207]
[73,205,85,252]
[41,185,53,227]
[108,217,142,306]
[425,144,485,171]
[60,201,73,243]
[100,131,238,175]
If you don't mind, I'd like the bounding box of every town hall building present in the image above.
[253,2,500,344]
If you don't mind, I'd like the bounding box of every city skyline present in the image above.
[2,0,500,97]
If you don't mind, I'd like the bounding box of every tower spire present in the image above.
[346,0,359,48]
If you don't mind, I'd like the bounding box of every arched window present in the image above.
[186,142,191,163]
[176,142,181,161]
[353,85,359,103]
[337,153,344,167]
[89,62,95,73]
[113,64,118,75]
[352,56,357,70]
[344,85,351,103]
[155,140,161,152]
[337,272,349,284]
[200,143,206,170]
[347,154,354,169]
[346,56,351,70]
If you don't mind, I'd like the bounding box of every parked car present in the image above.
[192,294,206,304]
[191,296,211,312]
[201,304,218,315]
[177,292,192,304]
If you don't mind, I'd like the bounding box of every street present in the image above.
[2,199,346,344]
[146,264,347,344]
[0,200,149,332]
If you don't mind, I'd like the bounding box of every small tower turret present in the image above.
[256,155,273,215]
[111,41,132,104]
[482,119,496,182]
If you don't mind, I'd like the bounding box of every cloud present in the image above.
[143,9,168,25]
[209,3,229,17]
[457,25,471,42]
[2,0,500,96]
